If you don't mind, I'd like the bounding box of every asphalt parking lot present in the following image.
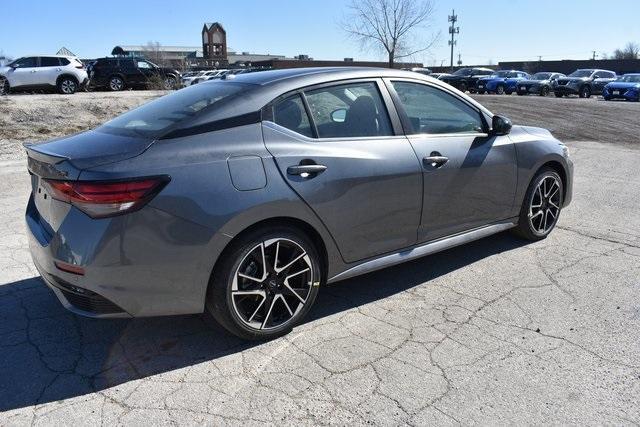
[0,93,639,425]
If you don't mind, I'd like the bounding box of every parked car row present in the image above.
[431,66,639,101]
[0,55,261,95]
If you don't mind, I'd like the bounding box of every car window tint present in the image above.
[304,82,393,138]
[137,60,152,69]
[99,81,251,138]
[273,95,313,138]
[60,58,71,66]
[392,81,484,135]
[40,57,60,67]
[12,57,37,68]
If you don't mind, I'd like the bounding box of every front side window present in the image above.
[273,95,313,138]
[10,57,37,68]
[304,82,393,138]
[391,81,484,135]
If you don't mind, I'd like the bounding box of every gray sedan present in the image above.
[25,67,573,340]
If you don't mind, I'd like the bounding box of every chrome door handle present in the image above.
[287,164,327,176]
[423,155,449,167]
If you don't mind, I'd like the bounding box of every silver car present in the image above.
[25,67,573,340]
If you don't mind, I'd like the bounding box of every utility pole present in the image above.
[457,53,462,66]
[592,51,597,60]
[448,10,459,71]
[538,55,542,61]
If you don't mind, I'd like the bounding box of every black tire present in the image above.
[554,92,564,98]
[459,82,468,93]
[511,168,564,241]
[477,90,486,95]
[496,85,505,95]
[0,77,9,95]
[579,85,591,98]
[108,75,125,91]
[517,91,525,96]
[540,86,550,96]
[57,76,78,94]
[505,90,513,95]
[206,226,323,340]
[163,76,177,90]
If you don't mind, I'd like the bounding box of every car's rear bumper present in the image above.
[26,194,218,318]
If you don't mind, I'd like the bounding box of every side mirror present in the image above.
[330,108,347,123]
[491,115,512,136]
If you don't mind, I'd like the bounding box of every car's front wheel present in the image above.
[554,92,564,98]
[459,82,468,92]
[496,85,505,95]
[540,86,550,96]
[207,226,322,340]
[512,168,563,241]
[163,76,177,90]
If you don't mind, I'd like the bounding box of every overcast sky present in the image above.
[2,0,639,65]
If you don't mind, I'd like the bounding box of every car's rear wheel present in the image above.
[0,77,9,95]
[108,76,125,91]
[579,86,591,98]
[554,92,564,98]
[512,168,563,241]
[496,85,505,95]
[57,77,77,94]
[459,82,468,92]
[540,86,550,96]
[207,226,322,340]
[477,90,485,94]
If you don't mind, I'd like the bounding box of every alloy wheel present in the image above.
[231,238,314,331]
[528,176,561,235]
[110,77,124,91]
[60,79,76,94]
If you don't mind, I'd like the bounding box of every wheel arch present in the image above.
[56,73,79,85]
[208,216,330,293]
[533,159,569,204]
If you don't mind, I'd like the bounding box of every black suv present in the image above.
[88,57,181,91]
[439,67,494,93]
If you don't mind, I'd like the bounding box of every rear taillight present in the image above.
[75,65,85,69]
[44,176,169,218]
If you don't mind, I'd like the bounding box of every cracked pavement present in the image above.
[0,140,639,425]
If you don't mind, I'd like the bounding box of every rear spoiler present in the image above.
[24,143,79,180]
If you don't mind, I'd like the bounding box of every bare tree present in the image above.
[612,42,640,60]
[142,41,167,66]
[341,0,440,68]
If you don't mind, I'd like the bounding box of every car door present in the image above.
[135,59,157,85]
[262,79,423,263]
[385,79,517,243]
[6,56,39,87]
[38,57,62,86]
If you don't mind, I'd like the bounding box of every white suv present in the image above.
[0,55,88,95]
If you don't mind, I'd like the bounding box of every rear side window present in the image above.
[391,81,484,135]
[40,57,60,67]
[60,58,71,66]
[273,95,313,138]
[99,81,251,138]
[304,82,393,138]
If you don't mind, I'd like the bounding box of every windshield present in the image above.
[617,75,640,83]
[98,81,253,138]
[452,68,472,76]
[532,73,552,80]
[490,71,511,78]
[568,70,593,78]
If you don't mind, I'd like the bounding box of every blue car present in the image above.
[476,70,530,95]
[602,74,640,102]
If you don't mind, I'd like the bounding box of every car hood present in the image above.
[605,82,640,89]
[24,129,155,171]
[0,66,10,75]
[519,79,547,85]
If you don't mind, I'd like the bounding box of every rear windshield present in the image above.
[97,81,252,138]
